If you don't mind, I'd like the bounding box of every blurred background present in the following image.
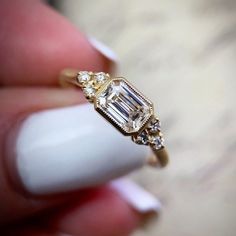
[51,1,236,235]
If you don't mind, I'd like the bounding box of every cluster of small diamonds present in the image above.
[132,117,164,150]
[76,71,110,101]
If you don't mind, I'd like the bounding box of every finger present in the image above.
[0,0,117,86]
[0,88,149,224]
[50,180,161,236]
[3,181,161,236]
[48,187,141,236]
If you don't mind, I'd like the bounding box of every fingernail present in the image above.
[111,178,161,228]
[15,104,149,195]
[110,178,161,214]
[88,37,119,74]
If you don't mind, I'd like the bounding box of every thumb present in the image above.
[0,0,118,86]
[1,89,148,224]
[0,0,149,224]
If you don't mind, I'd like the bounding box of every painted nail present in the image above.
[16,104,149,195]
[110,178,161,214]
[111,178,161,228]
[89,37,119,74]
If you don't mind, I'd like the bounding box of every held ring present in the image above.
[59,69,169,167]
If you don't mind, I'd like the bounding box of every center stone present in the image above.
[95,78,153,134]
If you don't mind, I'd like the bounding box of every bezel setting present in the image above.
[94,78,154,135]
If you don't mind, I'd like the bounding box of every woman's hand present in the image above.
[0,1,160,235]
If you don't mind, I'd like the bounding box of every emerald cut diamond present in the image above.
[95,78,153,134]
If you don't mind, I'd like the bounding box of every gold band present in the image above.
[59,69,169,167]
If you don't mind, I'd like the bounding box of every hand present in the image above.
[0,1,160,235]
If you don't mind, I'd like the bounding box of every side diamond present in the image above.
[77,71,90,84]
[83,86,96,99]
[148,118,161,133]
[131,116,165,149]
[94,72,108,84]
[132,131,149,145]
[149,135,164,150]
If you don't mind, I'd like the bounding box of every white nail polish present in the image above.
[16,104,149,195]
[89,37,119,64]
[110,178,161,213]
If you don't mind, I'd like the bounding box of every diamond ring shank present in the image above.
[59,69,169,167]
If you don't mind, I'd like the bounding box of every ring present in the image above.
[59,69,169,167]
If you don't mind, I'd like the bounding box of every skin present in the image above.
[0,0,143,235]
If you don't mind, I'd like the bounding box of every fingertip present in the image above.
[48,187,141,236]
[0,0,117,86]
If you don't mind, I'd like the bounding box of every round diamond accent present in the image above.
[133,131,149,145]
[148,118,161,133]
[150,135,164,150]
[83,86,95,98]
[77,71,90,84]
[94,72,108,84]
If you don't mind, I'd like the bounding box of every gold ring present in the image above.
[59,69,169,167]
